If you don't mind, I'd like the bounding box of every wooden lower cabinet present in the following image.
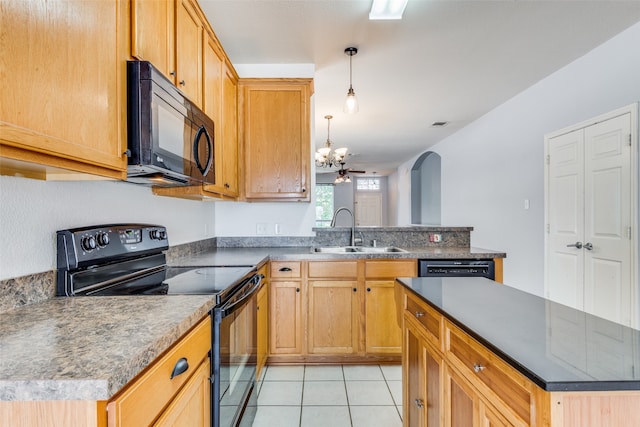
[256,269,269,378]
[268,259,415,362]
[308,280,359,354]
[107,317,211,427]
[445,364,477,427]
[269,280,303,355]
[153,358,211,427]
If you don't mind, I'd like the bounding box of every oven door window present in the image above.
[218,292,257,427]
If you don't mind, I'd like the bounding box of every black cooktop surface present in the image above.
[163,266,256,295]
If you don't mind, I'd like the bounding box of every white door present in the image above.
[355,193,382,226]
[545,111,634,327]
[546,128,585,309]
[583,113,632,325]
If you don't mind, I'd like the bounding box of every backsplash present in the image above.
[0,227,472,313]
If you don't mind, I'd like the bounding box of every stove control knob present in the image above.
[96,232,110,247]
[150,229,161,240]
[81,235,97,251]
[159,230,167,240]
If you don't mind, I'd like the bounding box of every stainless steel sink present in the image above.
[311,246,406,253]
[311,246,359,253]
[355,246,407,253]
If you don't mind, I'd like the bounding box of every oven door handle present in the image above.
[219,274,263,315]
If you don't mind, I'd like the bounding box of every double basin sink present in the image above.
[311,246,407,254]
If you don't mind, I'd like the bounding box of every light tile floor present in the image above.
[252,365,402,427]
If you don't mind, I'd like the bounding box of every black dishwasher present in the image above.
[418,259,495,280]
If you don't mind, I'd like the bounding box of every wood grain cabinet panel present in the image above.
[308,261,358,278]
[175,0,203,106]
[269,280,303,355]
[239,79,312,201]
[131,0,175,79]
[308,280,359,354]
[270,261,302,279]
[0,0,127,179]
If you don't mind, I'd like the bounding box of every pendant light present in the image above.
[344,47,359,114]
[315,115,348,168]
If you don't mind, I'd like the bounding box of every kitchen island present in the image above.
[396,277,640,426]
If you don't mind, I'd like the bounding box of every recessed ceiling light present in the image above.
[369,0,409,20]
[431,121,449,127]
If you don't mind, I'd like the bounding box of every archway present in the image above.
[411,151,441,225]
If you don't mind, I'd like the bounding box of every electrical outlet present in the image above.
[429,233,442,243]
[256,223,268,235]
[275,223,281,235]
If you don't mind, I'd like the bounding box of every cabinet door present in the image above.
[153,358,211,427]
[240,80,312,201]
[308,280,359,354]
[256,283,269,378]
[1,0,126,179]
[445,365,479,427]
[175,0,202,106]
[269,281,302,354]
[131,0,175,80]
[405,325,426,427]
[220,61,239,196]
[365,280,402,353]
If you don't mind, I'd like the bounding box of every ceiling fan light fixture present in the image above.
[369,0,408,20]
[343,47,359,114]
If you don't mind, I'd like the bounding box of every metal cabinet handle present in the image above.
[415,311,425,318]
[366,288,371,292]
[279,267,292,272]
[179,80,186,86]
[414,399,424,409]
[296,288,300,293]
[170,71,176,76]
[566,242,583,249]
[584,242,593,251]
[353,288,357,292]
[170,357,189,379]
[473,363,486,373]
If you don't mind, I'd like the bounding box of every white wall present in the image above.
[0,176,216,280]
[214,63,318,237]
[396,21,640,297]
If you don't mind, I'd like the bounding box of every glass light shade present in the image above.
[345,175,352,183]
[335,176,344,184]
[344,90,359,114]
[334,147,348,161]
[318,146,331,156]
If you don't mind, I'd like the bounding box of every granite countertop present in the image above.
[168,246,505,266]
[0,295,214,401]
[397,277,640,392]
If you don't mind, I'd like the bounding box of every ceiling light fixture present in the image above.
[335,163,352,184]
[369,0,409,20]
[344,47,359,114]
[315,115,348,168]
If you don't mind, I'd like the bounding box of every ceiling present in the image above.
[199,0,640,176]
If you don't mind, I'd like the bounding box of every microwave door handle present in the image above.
[193,125,213,176]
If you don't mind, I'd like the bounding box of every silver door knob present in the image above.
[584,242,593,251]
[415,312,425,318]
[473,364,486,373]
[566,242,583,249]
[414,399,424,409]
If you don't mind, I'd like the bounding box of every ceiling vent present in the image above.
[431,121,449,127]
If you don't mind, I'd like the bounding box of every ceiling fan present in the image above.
[335,162,365,183]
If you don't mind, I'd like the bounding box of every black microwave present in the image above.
[126,60,214,187]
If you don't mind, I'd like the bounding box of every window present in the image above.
[356,177,380,191]
[315,184,334,227]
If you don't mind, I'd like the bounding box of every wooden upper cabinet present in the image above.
[219,60,239,197]
[175,0,203,106]
[0,0,127,180]
[131,0,204,107]
[239,79,313,201]
[130,0,175,80]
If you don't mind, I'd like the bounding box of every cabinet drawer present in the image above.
[270,261,301,278]
[445,321,532,425]
[365,260,416,278]
[308,261,358,278]
[108,317,211,427]
[405,293,442,350]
